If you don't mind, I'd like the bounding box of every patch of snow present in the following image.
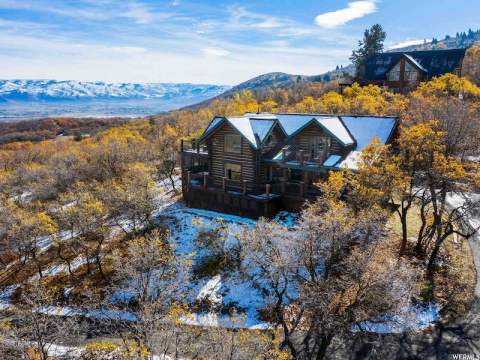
[182,208,256,225]
[339,151,361,170]
[273,211,298,229]
[36,305,136,321]
[0,285,17,303]
[197,275,222,304]
[355,303,439,334]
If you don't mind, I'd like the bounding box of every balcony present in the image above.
[180,139,208,156]
[182,170,321,218]
[265,145,329,172]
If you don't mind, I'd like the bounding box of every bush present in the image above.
[82,341,119,359]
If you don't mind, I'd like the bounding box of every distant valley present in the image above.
[0,80,230,121]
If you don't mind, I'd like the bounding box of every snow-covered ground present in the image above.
[0,177,443,334]
[158,200,439,332]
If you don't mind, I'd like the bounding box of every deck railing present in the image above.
[277,145,327,166]
[184,171,319,200]
[180,139,208,155]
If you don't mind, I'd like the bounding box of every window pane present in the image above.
[387,62,401,81]
[225,134,241,153]
[225,163,241,180]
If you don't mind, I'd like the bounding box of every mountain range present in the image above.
[0,80,229,102]
[0,80,230,121]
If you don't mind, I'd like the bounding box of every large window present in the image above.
[387,61,419,82]
[225,163,241,180]
[309,136,330,160]
[224,134,241,153]
[387,62,401,81]
[404,62,419,81]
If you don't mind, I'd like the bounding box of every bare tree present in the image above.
[240,198,415,359]
[105,229,191,359]
[0,282,82,360]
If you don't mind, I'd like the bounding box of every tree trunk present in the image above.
[169,173,176,190]
[399,212,408,255]
[315,335,332,360]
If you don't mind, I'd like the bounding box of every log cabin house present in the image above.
[360,48,467,93]
[181,113,398,218]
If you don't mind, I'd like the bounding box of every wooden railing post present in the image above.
[222,177,227,192]
[300,181,304,197]
[282,147,287,163]
[186,171,191,192]
[242,180,248,195]
[196,139,200,154]
[180,139,184,152]
[299,150,304,165]
[266,184,271,200]
[203,174,207,189]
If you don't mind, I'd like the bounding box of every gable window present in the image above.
[225,163,241,181]
[404,62,419,81]
[224,134,241,153]
[387,62,401,81]
[309,136,330,160]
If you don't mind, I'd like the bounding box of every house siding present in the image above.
[207,122,257,188]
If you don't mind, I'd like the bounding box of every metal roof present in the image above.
[199,113,398,169]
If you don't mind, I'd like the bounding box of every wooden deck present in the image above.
[182,170,320,219]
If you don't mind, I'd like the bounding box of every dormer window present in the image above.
[225,134,241,153]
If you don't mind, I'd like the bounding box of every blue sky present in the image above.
[0,0,479,85]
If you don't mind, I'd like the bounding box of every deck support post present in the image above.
[300,181,305,197]
[186,171,191,192]
[266,184,271,200]
[196,139,200,154]
[180,139,184,152]
[222,177,227,192]
[242,180,248,195]
[299,150,304,166]
[203,174,207,189]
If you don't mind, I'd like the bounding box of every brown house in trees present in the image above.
[181,113,398,218]
[360,48,467,93]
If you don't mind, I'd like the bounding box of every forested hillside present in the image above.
[0,64,480,358]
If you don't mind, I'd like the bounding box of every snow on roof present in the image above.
[227,117,258,147]
[203,116,223,136]
[201,113,397,156]
[250,119,275,143]
[338,151,361,170]
[316,116,354,146]
[403,54,427,73]
[340,116,397,150]
[275,114,313,136]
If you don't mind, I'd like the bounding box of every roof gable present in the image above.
[199,114,284,150]
[363,48,466,81]
[340,116,397,150]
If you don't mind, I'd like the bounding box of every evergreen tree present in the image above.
[350,24,386,79]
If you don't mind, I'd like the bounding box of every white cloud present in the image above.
[389,39,431,50]
[0,32,349,85]
[202,47,231,57]
[315,1,377,29]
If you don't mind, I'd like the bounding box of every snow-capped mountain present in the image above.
[0,79,230,101]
